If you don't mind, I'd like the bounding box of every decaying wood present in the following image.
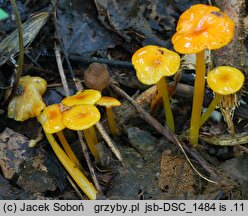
[213,0,247,134]
[115,82,199,127]
[114,81,248,146]
[201,132,248,146]
[213,0,247,71]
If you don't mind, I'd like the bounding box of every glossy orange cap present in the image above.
[62,89,101,106]
[63,105,101,130]
[132,45,180,85]
[172,4,234,54]
[207,66,244,95]
[38,104,65,133]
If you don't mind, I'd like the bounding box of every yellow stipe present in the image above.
[56,131,82,170]
[106,107,118,136]
[189,50,205,146]
[83,128,99,160]
[45,132,97,200]
[157,77,175,132]
[200,94,223,127]
[89,126,98,144]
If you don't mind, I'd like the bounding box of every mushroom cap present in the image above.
[7,75,47,121]
[132,45,181,85]
[96,96,121,108]
[172,4,234,54]
[63,105,101,130]
[61,89,101,106]
[84,62,111,91]
[38,104,65,134]
[207,66,244,95]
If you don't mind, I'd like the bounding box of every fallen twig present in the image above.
[95,122,124,165]
[54,43,103,195]
[111,83,220,183]
[201,132,248,146]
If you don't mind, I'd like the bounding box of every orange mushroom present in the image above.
[38,104,65,134]
[172,4,234,145]
[37,104,82,169]
[132,45,180,132]
[61,89,101,106]
[63,104,101,159]
[200,66,244,126]
[7,76,97,199]
[96,96,121,136]
[62,89,100,149]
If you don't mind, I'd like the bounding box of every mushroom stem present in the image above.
[157,77,175,132]
[106,107,118,136]
[56,131,82,169]
[200,94,223,127]
[189,50,206,146]
[89,126,98,144]
[83,128,99,160]
[44,132,97,200]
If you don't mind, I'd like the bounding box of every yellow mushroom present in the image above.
[132,45,180,132]
[96,96,121,136]
[61,89,101,106]
[62,104,101,159]
[172,4,235,145]
[7,76,97,200]
[7,75,47,121]
[62,89,101,152]
[200,66,244,126]
[37,104,81,169]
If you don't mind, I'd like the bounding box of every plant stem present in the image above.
[54,43,70,96]
[3,0,24,107]
[45,132,97,200]
[189,50,205,146]
[200,94,223,127]
[106,107,118,136]
[83,128,99,160]
[157,77,175,132]
[54,43,103,194]
[56,131,82,170]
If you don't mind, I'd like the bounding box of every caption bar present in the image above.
[0,200,247,215]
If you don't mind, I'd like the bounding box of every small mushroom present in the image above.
[96,96,121,136]
[132,45,180,132]
[38,104,65,134]
[61,89,101,106]
[200,66,244,126]
[172,4,235,145]
[38,104,81,169]
[62,104,101,159]
[84,62,111,91]
[62,89,102,158]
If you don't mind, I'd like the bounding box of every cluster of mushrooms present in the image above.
[6,4,245,199]
[7,75,121,200]
[132,4,244,146]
